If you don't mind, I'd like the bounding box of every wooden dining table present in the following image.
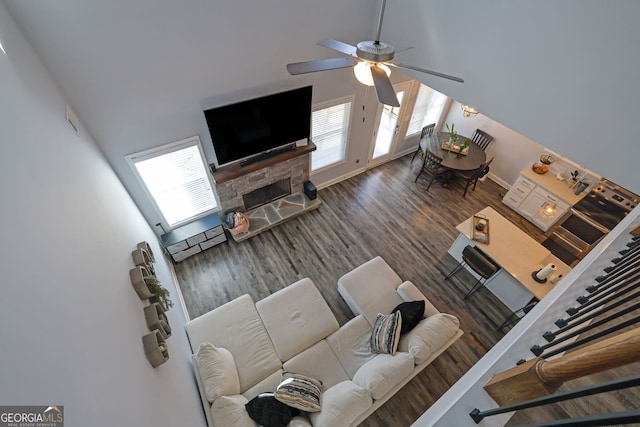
[423,131,487,172]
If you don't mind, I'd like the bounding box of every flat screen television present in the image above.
[204,86,312,166]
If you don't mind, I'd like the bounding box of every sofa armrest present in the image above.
[396,281,440,317]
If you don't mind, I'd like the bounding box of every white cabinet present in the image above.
[503,174,571,232]
[502,175,535,209]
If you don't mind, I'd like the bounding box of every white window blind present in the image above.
[311,97,353,171]
[406,84,447,136]
[127,136,218,228]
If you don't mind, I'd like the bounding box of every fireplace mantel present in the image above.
[212,142,316,185]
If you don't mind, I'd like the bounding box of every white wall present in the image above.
[443,101,546,188]
[383,0,640,194]
[0,4,205,426]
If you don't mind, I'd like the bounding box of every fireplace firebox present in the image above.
[242,178,291,211]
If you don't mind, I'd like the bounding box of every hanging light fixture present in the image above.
[541,202,557,218]
[461,104,479,117]
[354,62,391,86]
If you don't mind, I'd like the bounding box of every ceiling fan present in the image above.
[286,0,464,107]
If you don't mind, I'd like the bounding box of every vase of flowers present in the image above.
[446,123,458,146]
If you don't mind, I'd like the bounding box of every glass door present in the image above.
[367,81,411,168]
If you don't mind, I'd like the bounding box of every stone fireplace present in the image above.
[214,150,310,214]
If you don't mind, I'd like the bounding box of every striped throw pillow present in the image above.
[274,372,322,412]
[370,311,402,355]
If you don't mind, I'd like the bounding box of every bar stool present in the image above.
[497,297,539,331]
[445,245,500,299]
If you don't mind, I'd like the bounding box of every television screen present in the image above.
[204,86,312,166]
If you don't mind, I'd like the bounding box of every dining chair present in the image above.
[444,245,500,299]
[414,149,446,190]
[451,157,494,197]
[410,123,436,164]
[471,129,494,151]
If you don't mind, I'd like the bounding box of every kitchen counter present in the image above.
[448,206,571,311]
[520,167,588,206]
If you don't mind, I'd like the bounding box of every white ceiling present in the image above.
[4,0,640,195]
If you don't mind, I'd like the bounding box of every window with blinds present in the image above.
[406,84,447,136]
[311,96,353,171]
[126,136,218,228]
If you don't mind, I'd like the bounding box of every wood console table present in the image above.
[212,142,316,185]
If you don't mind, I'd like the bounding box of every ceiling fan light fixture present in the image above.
[354,62,391,87]
[461,104,479,117]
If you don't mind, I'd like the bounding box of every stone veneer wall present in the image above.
[215,154,310,213]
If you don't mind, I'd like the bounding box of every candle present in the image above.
[536,263,556,281]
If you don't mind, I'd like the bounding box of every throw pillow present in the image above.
[274,371,322,412]
[194,342,240,403]
[392,300,425,334]
[245,393,300,427]
[370,311,402,355]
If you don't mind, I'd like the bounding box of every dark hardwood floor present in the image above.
[174,153,549,426]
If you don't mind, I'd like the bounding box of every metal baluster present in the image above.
[554,279,640,329]
[534,314,640,359]
[566,269,640,316]
[533,300,640,355]
[469,375,640,424]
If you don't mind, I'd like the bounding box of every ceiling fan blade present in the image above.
[317,38,358,56]
[390,61,464,83]
[370,65,400,107]
[286,57,358,75]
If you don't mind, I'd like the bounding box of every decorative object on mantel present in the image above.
[461,104,479,117]
[131,241,171,367]
[532,263,556,283]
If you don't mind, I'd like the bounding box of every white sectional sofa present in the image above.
[185,256,463,427]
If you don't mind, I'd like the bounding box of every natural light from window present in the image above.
[127,137,218,228]
[311,96,353,171]
[406,84,447,136]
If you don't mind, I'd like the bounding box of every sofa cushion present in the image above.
[194,342,240,402]
[210,394,256,427]
[283,340,349,389]
[337,257,405,326]
[245,393,300,427]
[398,313,461,364]
[352,353,414,400]
[325,315,376,379]
[274,372,322,412]
[396,281,440,317]
[370,312,402,355]
[392,300,425,334]
[242,369,283,401]
[308,381,372,427]
[185,294,281,392]
[256,278,340,362]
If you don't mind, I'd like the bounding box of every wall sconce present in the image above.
[461,104,479,117]
[541,202,557,218]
